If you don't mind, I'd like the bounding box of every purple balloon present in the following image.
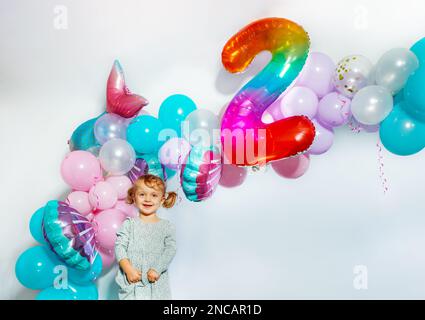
[317,92,351,127]
[297,52,335,98]
[309,120,334,155]
[280,86,319,119]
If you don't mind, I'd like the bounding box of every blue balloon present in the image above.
[36,281,98,300]
[127,115,163,154]
[69,113,104,152]
[68,254,103,285]
[404,37,425,121]
[404,68,425,121]
[165,167,177,180]
[380,101,425,156]
[29,207,47,245]
[411,37,425,64]
[158,94,197,137]
[15,246,62,290]
[394,89,404,105]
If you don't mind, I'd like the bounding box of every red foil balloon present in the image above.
[106,60,149,118]
[220,18,316,166]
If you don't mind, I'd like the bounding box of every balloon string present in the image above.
[175,160,184,205]
[347,118,362,133]
[376,138,389,194]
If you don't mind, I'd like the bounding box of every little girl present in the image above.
[115,174,177,300]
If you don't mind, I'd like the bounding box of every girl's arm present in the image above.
[151,223,177,274]
[115,218,131,263]
[115,218,143,283]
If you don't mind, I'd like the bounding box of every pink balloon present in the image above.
[309,120,334,155]
[65,191,93,215]
[219,164,247,188]
[98,247,115,269]
[281,86,319,119]
[158,137,191,170]
[89,181,118,211]
[114,200,138,218]
[296,52,335,98]
[94,209,126,250]
[105,175,132,200]
[60,151,103,191]
[271,154,310,179]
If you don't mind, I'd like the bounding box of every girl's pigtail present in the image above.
[126,185,136,205]
[163,191,177,209]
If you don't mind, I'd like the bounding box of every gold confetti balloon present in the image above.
[333,54,373,98]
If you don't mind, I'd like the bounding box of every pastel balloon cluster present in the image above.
[15,18,425,301]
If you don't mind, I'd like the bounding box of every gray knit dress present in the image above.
[114,217,177,300]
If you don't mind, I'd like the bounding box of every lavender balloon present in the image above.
[317,92,351,127]
[297,52,335,98]
[94,113,128,145]
[280,86,319,119]
[308,120,334,155]
[158,137,192,170]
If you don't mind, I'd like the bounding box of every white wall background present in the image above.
[1,0,425,299]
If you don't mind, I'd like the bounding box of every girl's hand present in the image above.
[125,267,142,283]
[147,269,160,283]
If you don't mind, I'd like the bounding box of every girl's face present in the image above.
[134,181,165,215]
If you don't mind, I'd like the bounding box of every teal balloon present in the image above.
[69,113,104,151]
[68,254,102,285]
[404,67,425,121]
[394,89,404,105]
[143,153,166,180]
[127,115,163,154]
[29,207,47,245]
[404,37,425,121]
[410,37,425,64]
[380,101,425,156]
[158,94,197,137]
[15,246,62,290]
[36,282,98,300]
[165,167,177,180]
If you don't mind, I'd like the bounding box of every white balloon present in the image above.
[375,48,419,95]
[351,85,393,125]
[99,139,136,175]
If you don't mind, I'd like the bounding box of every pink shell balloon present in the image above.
[106,60,149,118]
[180,145,222,202]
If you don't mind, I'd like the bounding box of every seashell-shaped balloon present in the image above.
[106,60,149,118]
[42,200,97,271]
[127,154,168,183]
[180,145,222,202]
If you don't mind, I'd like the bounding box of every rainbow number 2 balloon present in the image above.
[220,17,316,166]
[42,200,97,271]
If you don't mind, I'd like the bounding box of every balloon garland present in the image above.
[15,17,425,300]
